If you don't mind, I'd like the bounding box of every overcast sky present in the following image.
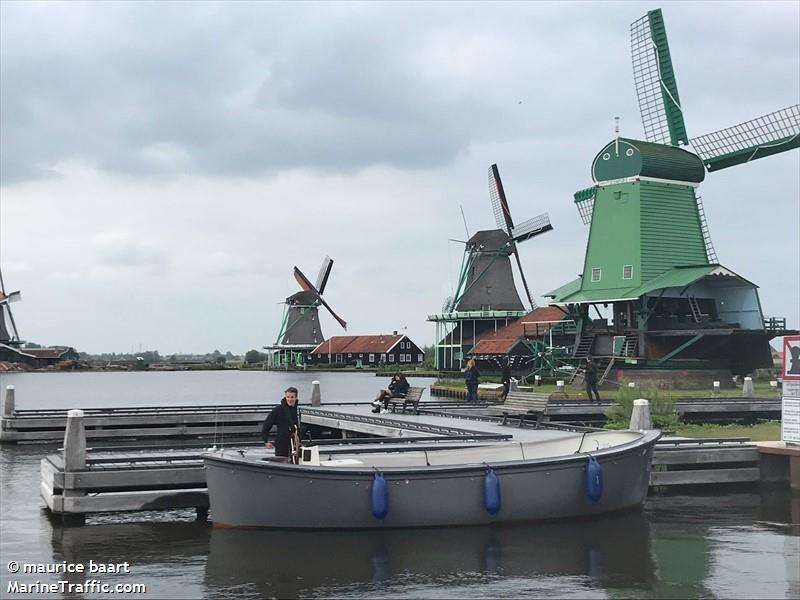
[1,1,798,355]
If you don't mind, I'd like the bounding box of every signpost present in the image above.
[781,336,800,445]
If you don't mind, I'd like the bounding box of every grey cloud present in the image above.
[0,2,684,185]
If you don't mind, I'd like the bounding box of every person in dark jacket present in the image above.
[584,357,601,403]
[465,358,480,402]
[372,374,410,414]
[499,357,512,401]
[262,387,301,459]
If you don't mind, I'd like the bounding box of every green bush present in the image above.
[605,383,680,430]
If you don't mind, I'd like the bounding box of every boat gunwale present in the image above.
[203,430,661,478]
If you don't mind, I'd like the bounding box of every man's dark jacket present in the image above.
[261,398,300,458]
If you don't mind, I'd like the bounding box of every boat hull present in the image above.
[204,431,660,529]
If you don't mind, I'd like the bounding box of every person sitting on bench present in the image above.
[372,373,409,414]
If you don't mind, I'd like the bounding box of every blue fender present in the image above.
[483,468,501,515]
[585,455,603,503]
[370,471,389,519]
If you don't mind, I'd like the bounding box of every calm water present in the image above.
[0,372,798,599]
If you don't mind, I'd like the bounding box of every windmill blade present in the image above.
[630,9,689,146]
[292,266,347,330]
[573,186,596,226]
[316,294,347,331]
[0,290,21,304]
[314,256,334,294]
[689,105,800,172]
[488,164,514,235]
[510,213,553,243]
[511,248,537,310]
[293,267,315,292]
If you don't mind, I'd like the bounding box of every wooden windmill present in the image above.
[547,8,799,382]
[265,257,346,368]
[431,164,553,370]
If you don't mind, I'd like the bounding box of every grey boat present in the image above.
[204,428,661,529]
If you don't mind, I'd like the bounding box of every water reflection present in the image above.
[203,510,656,598]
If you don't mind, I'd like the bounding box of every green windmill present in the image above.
[547,8,799,384]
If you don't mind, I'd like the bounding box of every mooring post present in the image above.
[629,399,652,431]
[63,409,87,471]
[61,409,87,523]
[2,385,14,418]
[0,385,16,443]
[310,380,321,407]
[742,377,755,398]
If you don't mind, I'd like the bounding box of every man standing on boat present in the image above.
[262,387,301,460]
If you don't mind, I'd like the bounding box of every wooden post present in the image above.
[2,385,14,417]
[742,377,755,398]
[630,399,652,431]
[61,409,87,522]
[63,409,86,471]
[0,385,16,442]
[310,381,321,407]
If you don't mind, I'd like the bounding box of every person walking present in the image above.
[584,357,601,403]
[500,357,512,401]
[465,358,480,403]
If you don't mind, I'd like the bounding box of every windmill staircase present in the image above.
[573,333,595,358]
[687,296,707,323]
[621,333,638,357]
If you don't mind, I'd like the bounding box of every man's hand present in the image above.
[265,441,274,449]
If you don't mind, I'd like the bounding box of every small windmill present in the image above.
[451,164,553,312]
[548,8,799,378]
[0,267,22,345]
[274,256,346,348]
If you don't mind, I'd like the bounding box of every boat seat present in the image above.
[388,387,425,415]
[487,391,551,428]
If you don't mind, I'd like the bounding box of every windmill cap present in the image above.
[592,138,705,184]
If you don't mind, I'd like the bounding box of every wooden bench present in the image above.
[488,391,550,427]
[388,387,425,415]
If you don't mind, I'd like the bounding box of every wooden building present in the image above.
[0,344,79,368]
[308,334,424,367]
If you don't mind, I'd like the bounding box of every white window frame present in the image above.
[369,353,375,362]
[622,265,633,280]
[389,354,395,363]
[418,353,423,362]
[591,268,602,282]
[399,354,405,363]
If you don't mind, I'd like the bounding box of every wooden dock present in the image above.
[39,402,787,519]
[3,394,780,444]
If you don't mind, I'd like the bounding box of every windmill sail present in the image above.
[0,274,21,344]
[314,256,334,294]
[689,105,800,172]
[293,267,347,330]
[511,213,552,243]
[489,164,514,235]
[631,9,688,146]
